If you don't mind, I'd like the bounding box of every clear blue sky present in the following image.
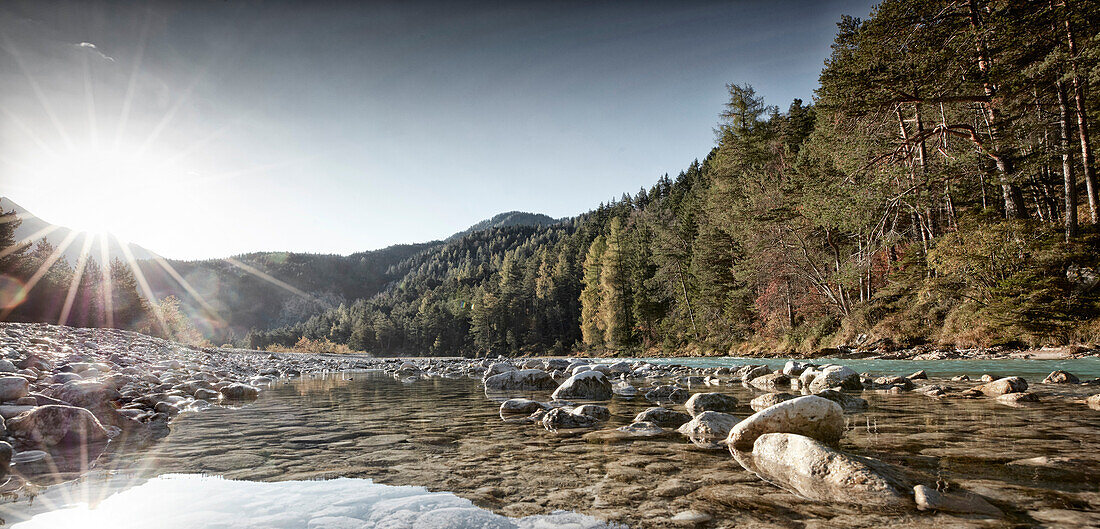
[0,0,876,260]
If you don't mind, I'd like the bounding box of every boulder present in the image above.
[913,484,1002,517]
[550,370,612,401]
[612,381,638,398]
[808,365,862,392]
[572,404,610,422]
[220,383,260,400]
[0,377,29,401]
[7,405,110,448]
[970,376,1028,397]
[1087,394,1100,410]
[727,395,844,450]
[907,370,928,380]
[684,392,739,417]
[42,380,131,428]
[740,365,771,382]
[0,441,10,474]
[677,411,738,449]
[995,392,1039,406]
[499,398,546,418]
[749,372,791,391]
[541,407,599,430]
[750,392,796,412]
[483,369,557,392]
[742,433,911,508]
[873,376,915,391]
[644,385,689,404]
[782,361,809,376]
[634,407,692,428]
[1042,370,1079,384]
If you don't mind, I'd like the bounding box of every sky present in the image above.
[0,0,876,261]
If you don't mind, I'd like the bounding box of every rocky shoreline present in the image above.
[1,322,1099,526]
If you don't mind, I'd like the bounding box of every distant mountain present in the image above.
[448,211,562,241]
[0,197,161,265]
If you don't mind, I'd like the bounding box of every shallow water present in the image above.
[3,366,1100,528]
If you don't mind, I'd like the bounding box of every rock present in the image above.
[1087,394,1100,410]
[782,360,809,376]
[808,365,862,392]
[42,380,130,428]
[677,411,738,449]
[1006,456,1094,481]
[194,388,220,401]
[750,392,796,412]
[634,407,692,428]
[483,369,557,392]
[0,360,15,373]
[742,433,911,508]
[914,484,1002,517]
[1042,370,1079,384]
[481,362,516,380]
[740,365,771,382]
[727,395,844,450]
[220,383,260,400]
[607,361,632,375]
[541,407,599,430]
[814,389,869,412]
[7,405,110,448]
[907,370,928,380]
[0,377,29,401]
[995,392,1039,406]
[644,385,689,404]
[653,478,699,498]
[970,376,1028,397]
[684,392,738,416]
[550,370,612,401]
[951,375,970,382]
[873,376,915,390]
[0,441,10,474]
[572,404,610,422]
[499,398,546,418]
[670,510,713,526]
[612,381,638,398]
[979,374,995,382]
[749,372,791,390]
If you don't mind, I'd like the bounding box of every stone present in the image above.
[541,407,599,430]
[749,372,791,390]
[499,398,546,418]
[220,383,260,400]
[1042,370,1079,384]
[550,370,612,401]
[727,395,844,450]
[742,433,911,508]
[644,385,689,404]
[995,392,1039,406]
[0,441,10,474]
[572,404,610,422]
[808,365,862,392]
[0,377,29,401]
[481,362,516,380]
[782,360,809,376]
[194,388,220,401]
[684,392,738,416]
[740,365,771,382]
[970,376,1027,397]
[6,405,110,448]
[873,376,915,390]
[907,370,928,380]
[749,392,796,412]
[633,407,691,428]
[483,369,557,392]
[612,381,638,398]
[670,510,713,526]
[1087,394,1100,410]
[677,411,738,449]
[914,484,1003,517]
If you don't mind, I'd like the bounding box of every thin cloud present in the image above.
[77,42,115,62]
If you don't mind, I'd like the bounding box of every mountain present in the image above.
[448,211,562,241]
[0,197,161,264]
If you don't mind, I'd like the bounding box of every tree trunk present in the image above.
[1058,80,1078,240]
[968,0,1027,219]
[1064,2,1099,222]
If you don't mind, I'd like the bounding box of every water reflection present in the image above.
[8,474,619,528]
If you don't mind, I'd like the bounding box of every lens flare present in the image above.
[0,275,27,310]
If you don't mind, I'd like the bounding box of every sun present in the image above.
[20,144,171,236]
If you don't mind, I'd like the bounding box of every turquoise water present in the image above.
[599,356,1100,380]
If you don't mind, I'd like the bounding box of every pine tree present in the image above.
[579,235,606,349]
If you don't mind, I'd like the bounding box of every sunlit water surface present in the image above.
[2,358,1099,528]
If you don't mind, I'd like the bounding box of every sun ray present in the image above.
[0,105,60,158]
[58,232,95,326]
[0,230,79,321]
[81,52,99,150]
[100,233,114,328]
[0,32,75,151]
[112,5,153,153]
[0,225,60,261]
[149,255,227,327]
[224,257,316,301]
[117,239,171,338]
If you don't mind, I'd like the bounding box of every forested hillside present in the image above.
[250,0,1100,356]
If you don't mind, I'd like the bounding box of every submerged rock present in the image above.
[913,484,1002,517]
[550,370,612,401]
[677,411,738,449]
[995,392,1039,406]
[1042,370,1079,384]
[571,404,611,422]
[541,407,599,430]
[684,392,738,416]
[741,433,911,508]
[645,385,689,404]
[499,398,546,421]
[727,395,844,450]
[634,407,691,428]
[814,389,869,412]
[7,405,110,448]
